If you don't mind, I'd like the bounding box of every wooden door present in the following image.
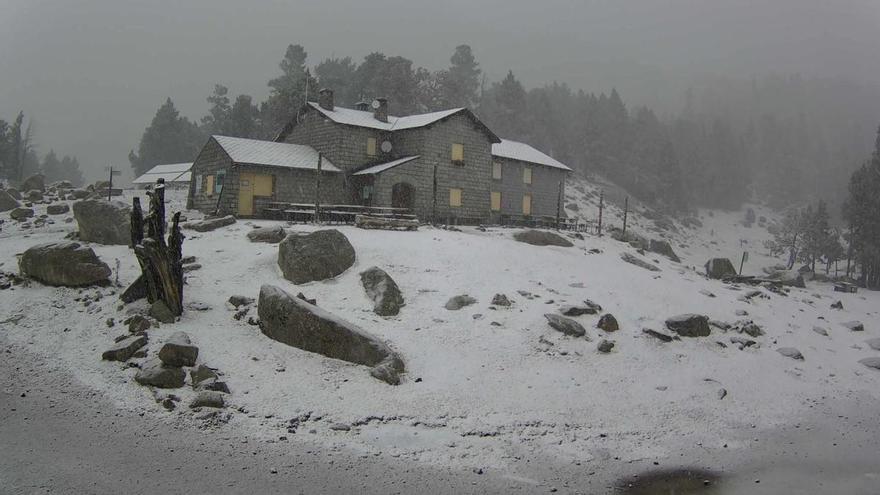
[238,172,255,216]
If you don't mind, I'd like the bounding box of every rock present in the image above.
[69,188,90,199]
[120,275,148,303]
[620,252,661,272]
[842,321,864,332]
[228,295,255,308]
[709,320,731,331]
[128,314,152,333]
[19,174,45,192]
[865,338,880,351]
[149,300,176,324]
[257,284,404,385]
[642,328,673,342]
[777,347,804,360]
[359,266,405,316]
[740,322,765,337]
[10,207,34,221]
[181,255,197,264]
[102,335,147,362]
[25,189,43,202]
[513,230,574,247]
[277,229,356,284]
[491,293,512,307]
[597,313,620,332]
[158,331,198,367]
[730,335,757,350]
[190,391,226,409]
[247,225,286,243]
[597,340,615,353]
[560,300,601,316]
[329,423,351,432]
[699,289,716,298]
[134,359,185,388]
[445,295,477,310]
[46,203,70,215]
[544,314,587,337]
[182,263,201,272]
[812,326,829,337]
[648,239,681,262]
[195,377,230,394]
[6,188,22,200]
[830,300,843,310]
[0,190,20,212]
[18,241,111,286]
[770,270,806,288]
[182,215,237,232]
[72,199,131,245]
[190,365,220,386]
[665,314,710,337]
[858,357,880,370]
[705,258,737,279]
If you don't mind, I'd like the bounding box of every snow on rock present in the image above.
[72,199,131,245]
[246,225,287,243]
[359,266,405,316]
[19,241,111,286]
[277,229,356,284]
[512,229,574,247]
[665,314,711,337]
[544,314,587,337]
[182,215,236,232]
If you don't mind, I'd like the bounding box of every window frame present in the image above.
[205,175,215,196]
[449,188,463,207]
[451,143,465,165]
[522,193,532,215]
[490,191,501,211]
[492,162,502,180]
[523,166,532,185]
[367,137,377,157]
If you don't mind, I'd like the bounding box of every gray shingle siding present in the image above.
[492,157,567,219]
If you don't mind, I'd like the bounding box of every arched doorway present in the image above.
[391,182,416,210]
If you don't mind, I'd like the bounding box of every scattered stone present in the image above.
[329,423,351,432]
[491,293,512,307]
[597,313,620,332]
[195,377,230,394]
[544,314,587,337]
[277,229,356,284]
[72,199,131,245]
[182,263,202,272]
[777,347,804,360]
[359,266,405,316]
[735,309,749,316]
[513,230,573,247]
[717,388,728,400]
[865,338,880,351]
[10,207,34,221]
[831,300,843,310]
[102,335,147,362]
[158,331,198,367]
[560,300,601,316]
[18,241,111,286]
[182,215,236,232]
[46,203,70,215]
[699,289,716,298]
[181,255,197,264]
[842,321,864,332]
[134,358,185,388]
[228,295,255,308]
[812,326,829,337]
[642,328,673,342]
[25,189,43,202]
[705,258,737,279]
[247,225,287,243]
[190,391,226,409]
[665,314,710,337]
[597,340,615,353]
[858,357,880,370]
[709,320,731,331]
[445,295,477,310]
[149,300,176,324]
[190,365,220,386]
[730,336,757,350]
[648,239,681,262]
[258,284,404,385]
[740,322,765,338]
[620,252,661,272]
[0,190,20,212]
[120,275,148,303]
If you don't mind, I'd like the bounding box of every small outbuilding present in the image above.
[132,163,193,190]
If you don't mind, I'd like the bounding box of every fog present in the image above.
[1,0,879,181]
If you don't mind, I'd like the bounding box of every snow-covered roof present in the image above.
[492,139,572,171]
[351,156,421,176]
[213,135,340,172]
[132,162,193,184]
[308,102,464,132]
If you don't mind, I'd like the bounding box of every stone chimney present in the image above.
[373,97,388,123]
[318,88,334,111]
[354,100,370,112]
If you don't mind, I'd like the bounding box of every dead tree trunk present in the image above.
[129,182,184,315]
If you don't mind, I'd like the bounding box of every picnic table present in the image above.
[261,202,416,224]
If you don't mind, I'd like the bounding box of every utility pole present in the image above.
[555,180,563,231]
[622,196,629,239]
[597,190,604,236]
[314,152,322,223]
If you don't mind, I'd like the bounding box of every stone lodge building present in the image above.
[188,88,571,223]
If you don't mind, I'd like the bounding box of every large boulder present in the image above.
[665,314,710,337]
[258,285,404,384]
[73,199,131,245]
[360,266,405,316]
[25,189,43,202]
[513,230,574,247]
[134,358,185,388]
[705,258,737,279]
[183,215,236,232]
[621,252,661,272]
[648,239,681,263]
[19,174,45,192]
[46,203,70,215]
[277,229,356,284]
[19,241,111,286]
[544,314,587,337]
[158,332,199,367]
[0,190,20,212]
[5,188,22,200]
[246,225,287,243]
[10,207,34,221]
[102,335,147,362]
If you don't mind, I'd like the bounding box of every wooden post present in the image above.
[622,196,629,239]
[597,190,604,236]
[431,164,438,225]
[555,180,563,231]
[315,153,322,223]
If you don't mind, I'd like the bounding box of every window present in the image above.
[367,137,377,157]
[451,143,464,163]
[490,191,501,211]
[449,188,462,207]
[523,167,532,185]
[205,175,215,196]
[522,193,532,215]
[253,174,274,196]
[194,174,202,194]
[492,162,502,180]
[215,170,226,193]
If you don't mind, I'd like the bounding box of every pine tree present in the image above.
[314,57,358,106]
[263,44,314,137]
[842,125,880,287]
[437,45,481,109]
[60,155,84,186]
[201,84,232,136]
[129,98,204,176]
[41,150,63,182]
[228,95,259,139]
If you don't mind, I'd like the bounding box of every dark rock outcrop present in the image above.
[491,294,512,307]
[360,266,405,316]
[277,229,356,284]
[445,294,477,310]
[134,358,185,388]
[0,190,20,212]
[513,230,574,247]
[665,314,710,337]
[621,252,661,272]
[10,207,34,221]
[46,203,70,215]
[19,241,111,286]
[102,335,147,362]
[648,239,681,263]
[158,332,198,367]
[73,199,131,245]
[597,314,620,332]
[544,314,587,337]
[705,258,737,279]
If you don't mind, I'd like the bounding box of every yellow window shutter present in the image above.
[490,191,501,211]
[367,137,377,156]
[449,188,462,207]
[206,175,215,195]
[492,162,502,179]
[522,194,532,215]
[253,174,274,196]
[523,167,532,184]
[451,143,464,162]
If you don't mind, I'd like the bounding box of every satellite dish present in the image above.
[380,140,393,153]
[371,99,381,109]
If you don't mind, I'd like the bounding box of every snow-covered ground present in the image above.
[2,186,879,486]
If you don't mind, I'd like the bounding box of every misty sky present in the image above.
[1,0,879,181]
